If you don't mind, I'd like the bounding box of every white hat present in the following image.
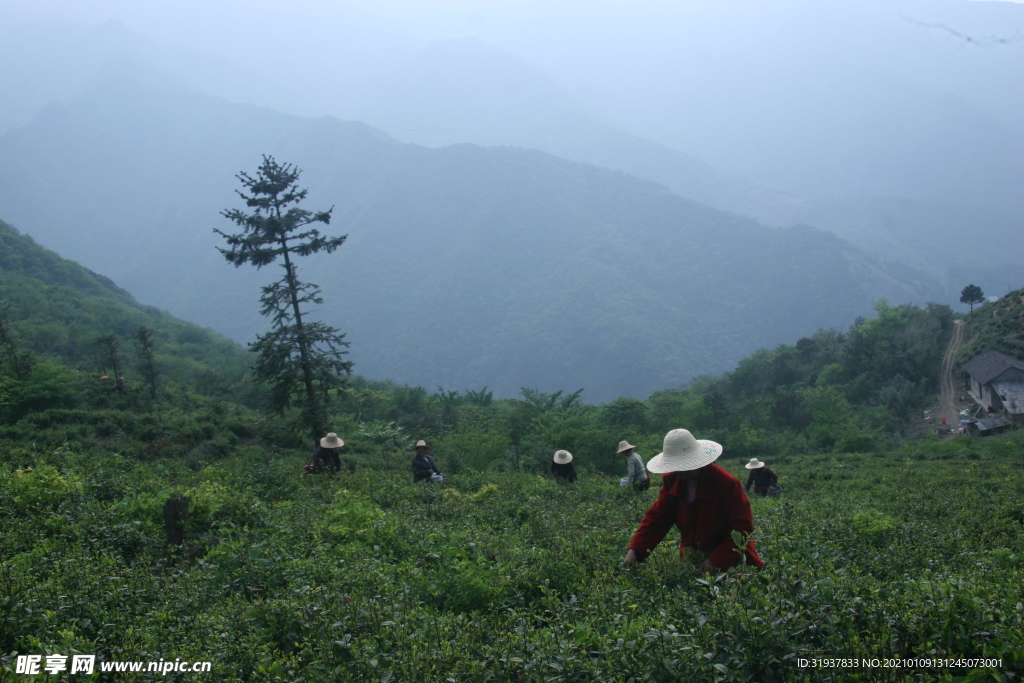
[616,440,637,454]
[414,440,431,450]
[645,429,722,474]
[745,458,765,470]
[320,433,344,448]
[553,449,573,464]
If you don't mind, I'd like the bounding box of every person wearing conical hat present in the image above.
[312,433,344,474]
[551,450,577,485]
[617,440,650,492]
[623,429,764,573]
[411,440,443,482]
[744,458,778,497]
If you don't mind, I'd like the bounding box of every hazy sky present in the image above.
[2,0,1021,181]
[5,0,1023,70]
[4,1,1021,91]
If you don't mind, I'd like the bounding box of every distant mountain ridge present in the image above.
[0,72,943,401]
[351,37,801,225]
[338,35,1024,296]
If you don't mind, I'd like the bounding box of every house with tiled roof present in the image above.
[962,349,1024,421]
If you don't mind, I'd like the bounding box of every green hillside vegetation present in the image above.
[0,219,253,415]
[0,299,957,487]
[0,72,943,401]
[955,287,1024,365]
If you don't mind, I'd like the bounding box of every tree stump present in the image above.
[163,494,190,546]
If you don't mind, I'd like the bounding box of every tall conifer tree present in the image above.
[216,155,352,443]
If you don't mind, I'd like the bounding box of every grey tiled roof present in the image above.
[975,415,1012,432]
[962,349,1024,385]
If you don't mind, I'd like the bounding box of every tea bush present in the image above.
[1,464,81,514]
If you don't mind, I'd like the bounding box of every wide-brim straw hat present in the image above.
[414,440,431,451]
[553,449,573,464]
[616,440,637,454]
[745,458,765,470]
[320,433,344,448]
[646,429,722,474]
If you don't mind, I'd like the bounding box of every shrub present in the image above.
[184,480,264,530]
[2,464,81,513]
[321,489,386,545]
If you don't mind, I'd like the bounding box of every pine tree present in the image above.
[215,155,353,443]
[959,284,985,330]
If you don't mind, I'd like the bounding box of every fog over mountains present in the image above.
[0,72,936,400]
[2,0,1021,289]
[0,0,1021,398]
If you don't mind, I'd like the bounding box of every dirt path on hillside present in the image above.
[936,319,966,432]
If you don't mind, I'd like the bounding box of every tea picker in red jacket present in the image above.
[623,429,764,574]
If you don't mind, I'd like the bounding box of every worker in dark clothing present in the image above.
[744,458,778,496]
[551,450,578,485]
[313,433,344,474]
[412,440,443,482]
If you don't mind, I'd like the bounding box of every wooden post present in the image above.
[163,494,190,546]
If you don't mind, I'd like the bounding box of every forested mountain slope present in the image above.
[0,220,249,393]
[0,72,941,401]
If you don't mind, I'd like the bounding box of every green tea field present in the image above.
[2,433,1022,682]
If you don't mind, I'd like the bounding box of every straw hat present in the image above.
[745,458,765,470]
[616,440,637,454]
[553,449,573,464]
[645,429,722,474]
[414,440,431,451]
[320,433,344,448]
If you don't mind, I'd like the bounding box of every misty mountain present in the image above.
[598,0,1024,216]
[0,23,798,226]
[345,34,1024,293]
[0,72,942,401]
[788,195,1024,295]
[5,14,1020,304]
[0,18,256,135]
[350,37,801,226]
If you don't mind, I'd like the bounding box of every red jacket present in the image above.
[629,464,764,570]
